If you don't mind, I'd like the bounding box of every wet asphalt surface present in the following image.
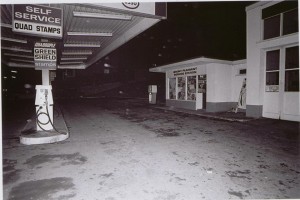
[2,98,300,200]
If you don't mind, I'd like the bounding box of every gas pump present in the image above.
[35,85,54,131]
[19,39,69,145]
[148,85,157,104]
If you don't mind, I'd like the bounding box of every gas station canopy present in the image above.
[1,3,166,69]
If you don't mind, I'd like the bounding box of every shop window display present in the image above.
[187,76,196,100]
[177,77,186,100]
[169,78,176,99]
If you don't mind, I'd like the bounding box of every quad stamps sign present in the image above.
[13,4,63,38]
[34,42,57,70]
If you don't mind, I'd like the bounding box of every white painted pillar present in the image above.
[42,69,50,85]
[246,6,264,117]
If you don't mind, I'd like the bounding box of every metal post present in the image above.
[42,69,50,85]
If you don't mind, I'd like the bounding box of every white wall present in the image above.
[206,63,232,103]
[197,65,206,75]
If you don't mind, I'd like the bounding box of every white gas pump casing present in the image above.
[148,85,157,104]
[35,85,54,131]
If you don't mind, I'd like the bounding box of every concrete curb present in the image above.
[20,131,69,145]
[19,105,69,145]
[153,106,255,123]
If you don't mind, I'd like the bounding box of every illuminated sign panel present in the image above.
[34,42,57,70]
[13,4,63,38]
[95,2,166,18]
[173,67,197,77]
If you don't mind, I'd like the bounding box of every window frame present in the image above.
[264,45,299,93]
[265,49,280,92]
[263,14,281,40]
[282,8,298,36]
[262,8,298,40]
[284,45,299,92]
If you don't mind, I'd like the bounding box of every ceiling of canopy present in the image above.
[1,3,166,69]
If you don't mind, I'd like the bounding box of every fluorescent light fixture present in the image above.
[58,64,86,69]
[4,77,7,79]
[104,63,111,67]
[73,11,132,20]
[11,70,18,73]
[12,76,16,79]
[11,59,34,63]
[62,51,93,55]
[4,53,33,59]
[67,32,112,37]
[2,46,31,53]
[64,43,101,48]
[8,62,34,68]
[1,37,27,43]
[0,23,12,28]
[61,57,88,60]
[60,61,84,65]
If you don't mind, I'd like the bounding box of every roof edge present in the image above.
[245,1,270,12]
[149,57,247,73]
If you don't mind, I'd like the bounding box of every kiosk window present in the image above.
[177,77,186,100]
[239,69,247,75]
[169,78,176,99]
[187,76,196,101]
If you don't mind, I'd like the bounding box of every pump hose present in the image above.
[36,105,59,133]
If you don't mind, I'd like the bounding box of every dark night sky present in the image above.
[96,1,254,71]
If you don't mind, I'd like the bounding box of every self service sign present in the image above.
[13,5,63,38]
[34,42,57,70]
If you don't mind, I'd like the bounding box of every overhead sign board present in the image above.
[173,67,197,77]
[34,42,57,70]
[13,4,63,38]
[94,2,166,19]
